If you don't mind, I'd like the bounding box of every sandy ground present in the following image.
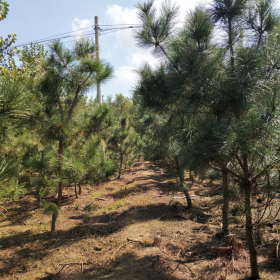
[0,161,279,280]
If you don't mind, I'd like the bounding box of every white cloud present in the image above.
[105,0,204,63]
[106,5,138,25]
[153,0,206,26]
[105,5,138,50]
[115,66,137,84]
[103,65,138,97]
[105,5,158,67]
[103,1,206,97]
[85,0,204,98]
[72,17,93,38]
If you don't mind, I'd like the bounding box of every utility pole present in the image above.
[95,16,102,104]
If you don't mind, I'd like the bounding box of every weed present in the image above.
[115,200,129,209]
[142,239,152,246]
[83,203,97,213]
[132,197,149,205]
[98,199,129,213]
[91,192,103,198]
[39,223,47,232]
[74,203,81,213]
[99,207,107,214]
[192,215,202,222]
[127,180,138,188]
[0,205,7,217]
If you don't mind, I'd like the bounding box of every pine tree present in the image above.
[108,117,142,179]
[0,1,17,72]
[134,0,280,278]
[39,39,113,232]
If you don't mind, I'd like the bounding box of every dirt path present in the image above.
[0,162,279,280]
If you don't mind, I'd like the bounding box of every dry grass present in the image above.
[0,161,279,280]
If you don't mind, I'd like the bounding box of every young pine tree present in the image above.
[39,39,113,232]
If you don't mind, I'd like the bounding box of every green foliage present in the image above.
[106,94,143,178]
[208,170,222,181]
[0,1,18,72]
[135,0,179,57]
[185,6,213,51]
[30,175,54,198]
[83,203,97,213]
[0,75,33,133]
[43,203,59,215]
[0,160,23,201]
[134,0,280,277]
[246,0,280,44]
[108,116,142,178]
[0,4,145,238]
[0,1,9,21]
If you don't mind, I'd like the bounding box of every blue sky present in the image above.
[2,0,206,100]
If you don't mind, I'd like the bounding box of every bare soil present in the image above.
[0,161,279,280]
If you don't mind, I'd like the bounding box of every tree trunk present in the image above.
[51,212,57,233]
[252,178,257,196]
[37,150,44,206]
[175,157,192,208]
[245,180,260,279]
[75,183,78,198]
[38,194,42,206]
[51,137,63,233]
[118,153,123,179]
[228,17,234,67]
[57,137,64,206]
[222,169,230,237]
[189,169,194,183]
[182,185,192,208]
[78,183,82,195]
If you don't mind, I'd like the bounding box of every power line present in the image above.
[12,24,142,49]
[13,26,96,48]
[100,28,139,36]
[99,23,141,26]
[61,27,138,45]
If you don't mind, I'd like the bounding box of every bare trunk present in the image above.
[175,157,192,208]
[245,181,260,279]
[51,212,57,233]
[252,178,257,196]
[182,185,192,208]
[222,169,230,237]
[57,137,64,206]
[37,150,44,206]
[78,183,82,195]
[75,183,78,198]
[38,194,42,206]
[118,153,123,179]
[51,137,63,233]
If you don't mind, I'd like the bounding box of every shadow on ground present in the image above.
[0,202,213,278]
[36,253,181,280]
